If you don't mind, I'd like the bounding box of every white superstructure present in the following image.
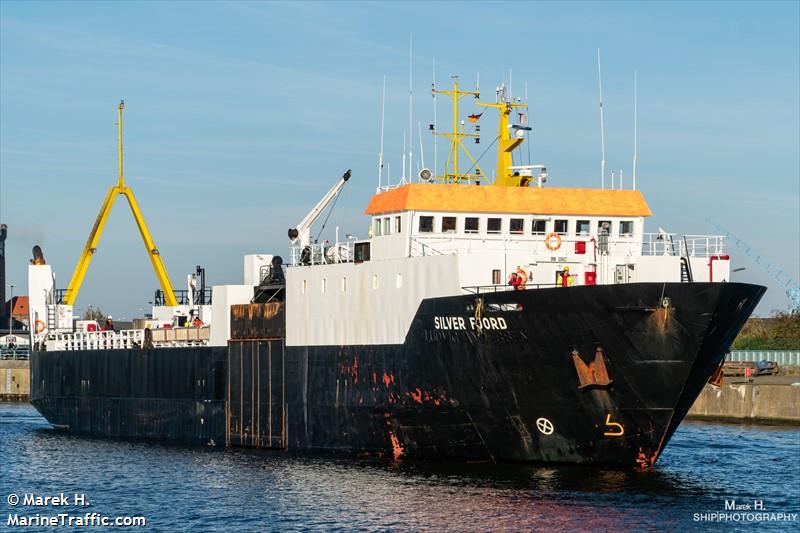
[284,182,729,347]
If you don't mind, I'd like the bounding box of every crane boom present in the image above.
[64,101,178,307]
[708,219,799,313]
[288,170,351,247]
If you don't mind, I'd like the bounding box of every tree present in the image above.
[82,306,106,321]
[732,311,800,350]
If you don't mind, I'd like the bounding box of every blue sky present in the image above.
[1,1,798,318]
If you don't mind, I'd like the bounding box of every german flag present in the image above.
[467,113,483,123]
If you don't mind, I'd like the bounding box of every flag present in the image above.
[467,113,482,123]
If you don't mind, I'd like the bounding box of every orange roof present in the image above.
[365,184,652,217]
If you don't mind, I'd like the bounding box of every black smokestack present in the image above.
[0,224,6,316]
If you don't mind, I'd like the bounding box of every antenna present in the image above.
[619,169,623,190]
[633,69,638,190]
[418,121,425,170]
[476,72,480,92]
[408,35,413,182]
[597,48,606,189]
[611,169,615,190]
[401,131,406,184]
[509,69,512,100]
[433,58,438,176]
[378,75,386,192]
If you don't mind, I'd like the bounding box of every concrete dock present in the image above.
[0,359,29,401]
[688,374,800,424]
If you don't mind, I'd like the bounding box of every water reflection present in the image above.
[2,404,798,532]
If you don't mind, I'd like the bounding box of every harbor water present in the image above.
[1,403,798,531]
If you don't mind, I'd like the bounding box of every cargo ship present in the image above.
[29,81,764,468]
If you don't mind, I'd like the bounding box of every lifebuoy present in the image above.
[35,320,46,333]
[545,232,562,251]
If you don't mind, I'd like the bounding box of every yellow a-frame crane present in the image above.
[63,101,178,307]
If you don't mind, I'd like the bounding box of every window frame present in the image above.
[509,218,524,235]
[441,216,457,233]
[418,215,434,233]
[487,217,502,234]
[464,217,480,234]
[554,219,568,235]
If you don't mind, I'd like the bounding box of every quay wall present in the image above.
[688,381,800,424]
[0,359,29,401]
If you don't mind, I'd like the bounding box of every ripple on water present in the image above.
[1,404,798,531]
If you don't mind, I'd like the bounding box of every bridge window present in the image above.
[419,216,434,233]
[492,269,501,284]
[510,218,524,234]
[487,218,502,234]
[555,219,568,235]
[576,220,590,236]
[382,218,391,235]
[598,220,611,235]
[619,220,634,236]
[532,219,547,234]
[442,216,457,233]
[465,217,480,233]
[373,218,382,236]
[394,216,402,233]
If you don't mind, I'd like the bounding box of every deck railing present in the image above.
[45,327,209,351]
[0,347,30,360]
[462,283,559,294]
[641,233,726,257]
[290,240,356,266]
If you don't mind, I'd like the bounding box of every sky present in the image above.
[1,0,798,318]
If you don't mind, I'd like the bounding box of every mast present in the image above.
[597,49,606,189]
[633,69,638,190]
[117,100,125,187]
[431,77,483,183]
[432,58,438,177]
[418,121,425,170]
[377,75,386,192]
[476,83,528,186]
[408,35,413,181]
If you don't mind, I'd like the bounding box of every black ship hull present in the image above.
[30,282,765,467]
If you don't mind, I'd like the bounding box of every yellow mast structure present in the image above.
[63,101,178,307]
[431,76,530,186]
[477,93,529,187]
[432,77,485,183]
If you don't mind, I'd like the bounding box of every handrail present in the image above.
[44,327,209,351]
[410,238,445,257]
[0,347,30,360]
[462,283,560,294]
[154,288,212,306]
[290,240,356,266]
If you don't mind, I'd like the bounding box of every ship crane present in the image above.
[288,169,351,248]
[63,101,178,307]
[708,219,800,314]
